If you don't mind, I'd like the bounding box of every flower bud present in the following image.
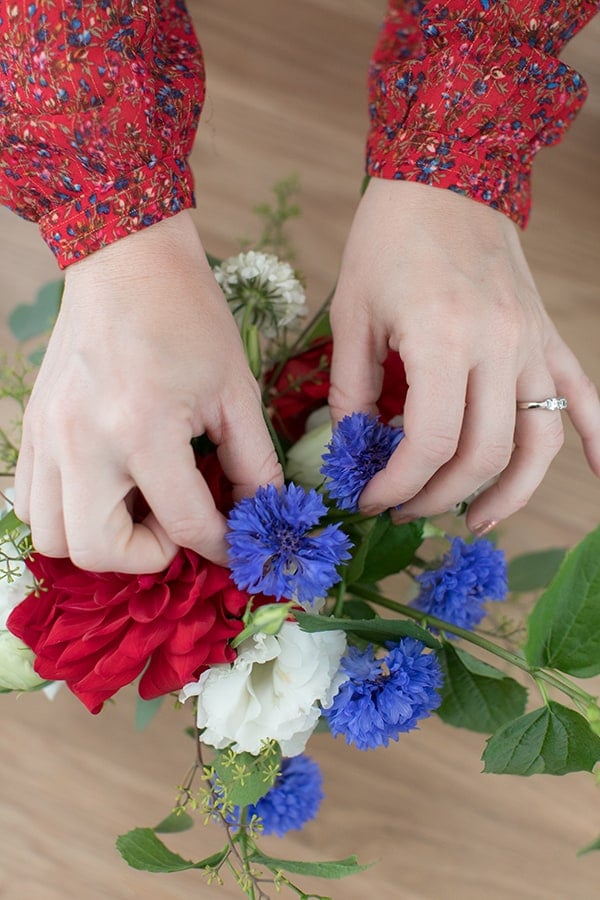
[0,630,45,691]
[250,602,295,635]
[285,421,332,489]
[585,702,600,737]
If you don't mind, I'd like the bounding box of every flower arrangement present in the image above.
[1,181,600,899]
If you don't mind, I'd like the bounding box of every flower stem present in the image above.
[348,584,596,707]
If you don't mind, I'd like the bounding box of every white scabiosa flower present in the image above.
[180,621,347,757]
[213,250,306,335]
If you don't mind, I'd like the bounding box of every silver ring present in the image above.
[516,397,568,411]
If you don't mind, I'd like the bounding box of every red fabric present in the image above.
[366,1,597,226]
[7,549,250,714]
[0,2,596,267]
[268,339,409,442]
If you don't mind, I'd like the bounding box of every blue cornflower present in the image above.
[246,755,324,837]
[227,483,352,604]
[323,638,443,750]
[412,536,508,632]
[320,412,404,512]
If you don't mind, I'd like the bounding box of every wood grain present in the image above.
[0,4,598,899]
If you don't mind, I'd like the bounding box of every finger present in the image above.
[129,438,230,566]
[359,348,468,513]
[546,330,600,476]
[28,457,69,557]
[328,307,386,424]
[61,459,178,574]
[466,362,563,533]
[392,362,515,520]
[214,385,284,501]
[14,439,34,525]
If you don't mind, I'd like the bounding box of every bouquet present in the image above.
[1,181,599,900]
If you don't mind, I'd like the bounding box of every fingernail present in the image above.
[471,520,497,538]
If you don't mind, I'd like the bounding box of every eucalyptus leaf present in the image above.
[135,695,164,732]
[482,701,600,775]
[507,548,566,592]
[213,742,282,807]
[359,515,424,584]
[9,280,62,341]
[524,525,600,677]
[251,850,372,879]
[116,828,226,872]
[154,810,194,834]
[295,612,440,650]
[577,835,600,857]
[437,645,527,733]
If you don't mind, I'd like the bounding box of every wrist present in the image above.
[64,211,207,289]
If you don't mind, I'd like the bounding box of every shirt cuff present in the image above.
[38,155,196,269]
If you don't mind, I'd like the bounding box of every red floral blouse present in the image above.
[0,1,596,269]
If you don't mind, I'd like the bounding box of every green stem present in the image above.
[239,808,257,900]
[261,405,286,470]
[333,580,346,618]
[349,584,595,707]
[263,290,334,391]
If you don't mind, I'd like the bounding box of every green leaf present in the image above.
[303,308,332,344]
[135,695,164,731]
[9,280,62,341]
[295,611,440,650]
[212,741,282,807]
[205,252,222,269]
[524,525,600,677]
[154,810,195,834]
[251,850,372,880]
[359,515,424,584]
[27,346,46,367]
[0,508,24,538]
[437,645,527,733]
[341,599,377,620]
[482,701,600,775]
[507,548,567,592]
[116,828,227,872]
[577,835,600,857]
[344,519,377,585]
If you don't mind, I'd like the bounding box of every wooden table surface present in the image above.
[0,4,598,899]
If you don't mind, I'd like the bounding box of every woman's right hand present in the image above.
[14,211,283,573]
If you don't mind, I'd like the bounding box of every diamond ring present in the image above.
[516,397,568,411]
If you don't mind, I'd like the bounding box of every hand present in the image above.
[328,179,600,532]
[14,211,283,573]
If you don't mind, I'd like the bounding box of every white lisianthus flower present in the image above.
[0,489,44,692]
[0,631,45,691]
[286,420,332,489]
[213,250,306,335]
[180,621,347,757]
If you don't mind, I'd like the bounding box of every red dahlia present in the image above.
[7,549,250,714]
[268,339,408,442]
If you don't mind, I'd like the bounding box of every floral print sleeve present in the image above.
[0,1,204,268]
[367,0,598,226]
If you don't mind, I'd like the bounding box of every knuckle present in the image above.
[69,547,111,572]
[418,431,458,467]
[475,442,512,477]
[164,514,214,548]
